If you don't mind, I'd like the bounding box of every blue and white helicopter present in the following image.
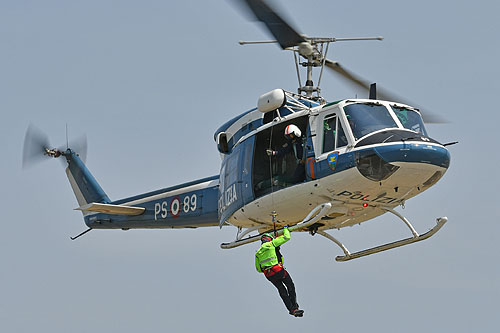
[23,0,453,262]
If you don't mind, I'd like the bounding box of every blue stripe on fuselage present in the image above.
[373,143,450,168]
[313,142,450,180]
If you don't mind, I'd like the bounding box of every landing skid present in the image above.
[314,208,448,262]
[220,202,332,249]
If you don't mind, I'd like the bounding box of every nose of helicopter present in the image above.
[354,142,450,182]
[373,142,450,168]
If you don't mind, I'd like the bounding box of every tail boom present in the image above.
[61,149,219,230]
[83,176,220,230]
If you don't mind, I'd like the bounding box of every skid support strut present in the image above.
[315,211,448,262]
[220,202,332,249]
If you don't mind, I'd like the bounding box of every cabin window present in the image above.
[241,140,253,177]
[344,103,398,140]
[224,153,239,187]
[219,164,225,196]
[391,106,428,136]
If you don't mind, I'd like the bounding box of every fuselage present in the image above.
[82,96,450,233]
[216,97,450,232]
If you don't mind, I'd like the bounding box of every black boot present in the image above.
[289,308,304,317]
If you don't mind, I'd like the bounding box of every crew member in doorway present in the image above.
[266,124,305,184]
[255,226,304,317]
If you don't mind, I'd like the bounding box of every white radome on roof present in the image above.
[257,89,286,113]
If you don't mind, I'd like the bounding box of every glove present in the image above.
[266,149,276,156]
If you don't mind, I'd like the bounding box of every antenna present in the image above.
[66,123,69,150]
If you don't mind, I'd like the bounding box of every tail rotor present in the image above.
[22,124,87,168]
[22,124,109,210]
[22,124,59,168]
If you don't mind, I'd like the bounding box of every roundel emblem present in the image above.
[170,197,181,218]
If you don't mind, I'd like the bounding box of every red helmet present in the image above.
[261,233,274,243]
[284,124,301,140]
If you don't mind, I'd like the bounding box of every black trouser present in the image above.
[267,269,298,312]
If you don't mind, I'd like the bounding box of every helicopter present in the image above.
[22,0,454,262]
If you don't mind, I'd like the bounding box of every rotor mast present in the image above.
[239,0,446,122]
[239,0,382,101]
[240,37,383,101]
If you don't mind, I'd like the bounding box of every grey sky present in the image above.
[1,0,498,332]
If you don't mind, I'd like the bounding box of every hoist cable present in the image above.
[268,119,276,222]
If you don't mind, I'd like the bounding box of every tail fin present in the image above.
[63,149,110,207]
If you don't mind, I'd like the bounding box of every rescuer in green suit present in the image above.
[255,226,304,317]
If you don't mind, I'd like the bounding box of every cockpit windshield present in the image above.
[391,106,428,136]
[343,103,398,140]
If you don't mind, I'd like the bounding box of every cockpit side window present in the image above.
[322,114,337,153]
[344,103,398,140]
[391,106,428,136]
[322,113,349,153]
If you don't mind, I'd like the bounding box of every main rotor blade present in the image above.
[324,59,447,124]
[240,0,306,48]
[22,124,51,168]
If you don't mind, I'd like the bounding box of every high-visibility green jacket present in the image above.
[255,228,290,273]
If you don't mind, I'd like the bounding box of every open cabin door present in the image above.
[252,115,310,199]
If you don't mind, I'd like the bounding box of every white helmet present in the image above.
[284,124,301,139]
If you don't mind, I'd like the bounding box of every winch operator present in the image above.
[255,226,304,317]
[266,124,306,184]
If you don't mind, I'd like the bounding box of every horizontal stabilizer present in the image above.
[75,203,145,216]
